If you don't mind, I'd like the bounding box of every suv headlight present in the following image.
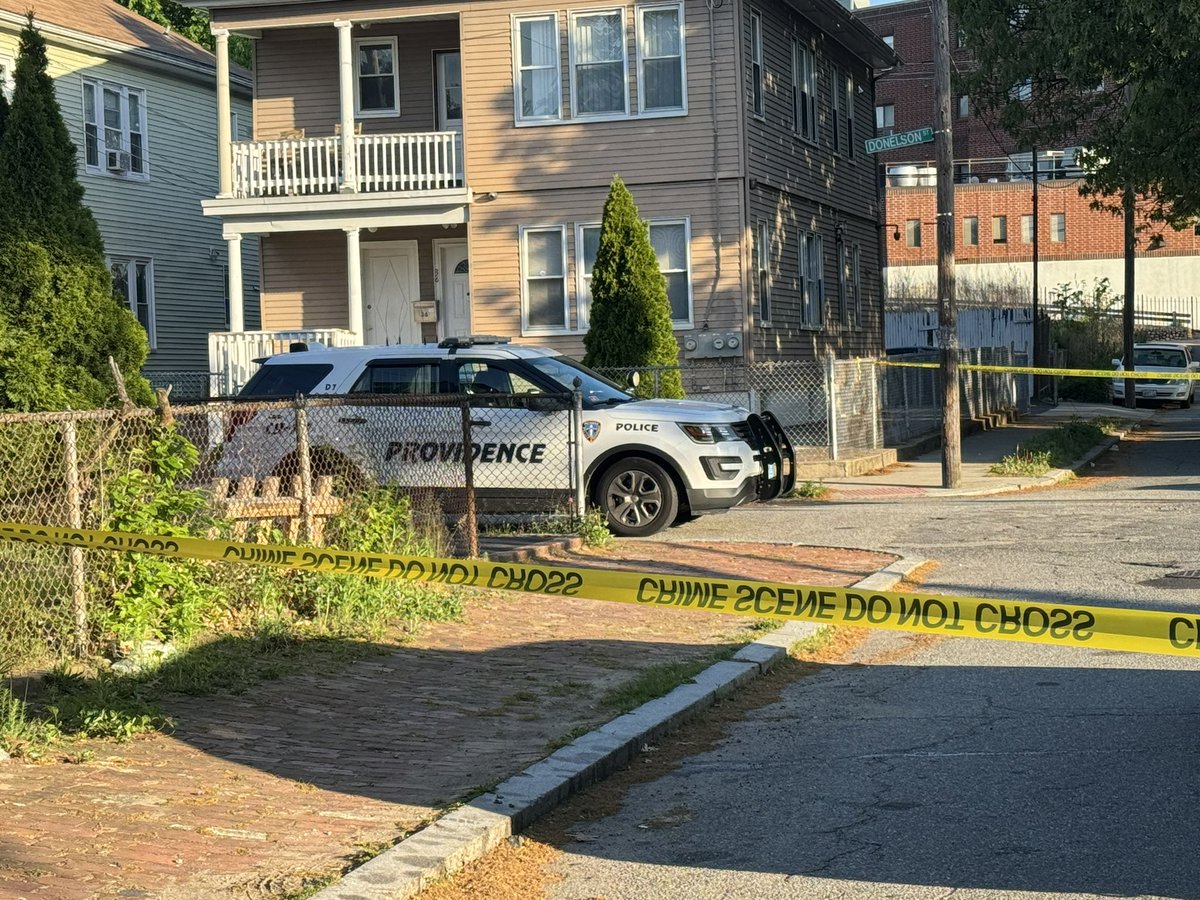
[678,422,739,443]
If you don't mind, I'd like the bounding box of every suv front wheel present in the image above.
[596,457,679,538]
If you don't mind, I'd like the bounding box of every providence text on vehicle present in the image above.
[383,440,548,464]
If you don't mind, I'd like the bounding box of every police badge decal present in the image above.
[582,421,601,442]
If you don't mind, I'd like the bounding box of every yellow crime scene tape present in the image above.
[878,360,1200,380]
[1,523,1197,659]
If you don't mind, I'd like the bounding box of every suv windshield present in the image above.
[239,363,333,398]
[524,355,632,406]
[1133,348,1187,368]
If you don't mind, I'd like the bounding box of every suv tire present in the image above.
[596,457,679,538]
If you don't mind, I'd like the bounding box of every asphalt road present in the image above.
[545,404,1200,900]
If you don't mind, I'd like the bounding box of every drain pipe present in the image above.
[706,0,723,329]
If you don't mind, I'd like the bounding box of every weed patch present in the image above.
[790,480,829,500]
[990,418,1122,476]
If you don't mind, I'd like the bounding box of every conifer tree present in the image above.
[583,176,684,399]
[0,14,103,256]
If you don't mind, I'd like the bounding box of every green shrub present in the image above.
[583,175,684,399]
[93,427,220,644]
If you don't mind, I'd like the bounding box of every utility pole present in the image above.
[1031,145,1041,398]
[1123,182,1136,408]
[1122,83,1136,409]
[932,0,959,487]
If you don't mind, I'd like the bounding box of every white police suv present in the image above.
[222,336,794,537]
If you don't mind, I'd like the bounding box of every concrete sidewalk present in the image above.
[822,401,1157,500]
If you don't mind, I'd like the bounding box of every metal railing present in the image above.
[231,132,464,199]
[208,329,358,398]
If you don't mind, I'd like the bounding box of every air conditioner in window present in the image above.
[105,149,131,173]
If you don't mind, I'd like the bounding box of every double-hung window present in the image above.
[110,258,155,348]
[992,215,1008,243]
[840,243,861,327]
[570,9,627,118]
[799,231,824,328]
[750,12,764,117]
[831,67,842,155]
[83,79,148,178]
[844,72,855,158]
[755,221,771,324]
[0,57,13,102]
[355,37,400,117]
[793,41,817,141]
[875,103,895,132]
[514,14,562,123]
[963,216,979,246]
[637,3,686,114]
[577,218,693,328]
[521,226,569,334]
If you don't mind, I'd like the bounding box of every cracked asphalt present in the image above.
[544,405,1200,900]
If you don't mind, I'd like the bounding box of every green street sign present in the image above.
[864,127,935,155]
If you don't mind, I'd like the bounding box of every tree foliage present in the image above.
[0,17,151,411]
[116,0,253,68]
[0,242,152,410]
[952,0,1200,226]
[583,176,684,399]
[0,15,103,256]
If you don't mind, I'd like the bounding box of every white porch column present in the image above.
[227,235,244,332]
[346,227,363,341]
[335,20,358,193]
[214,28,233,198]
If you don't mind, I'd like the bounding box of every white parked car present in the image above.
[1111,342,1198,408]
[219,336,795,537]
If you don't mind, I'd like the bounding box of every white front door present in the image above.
[435,51,464,180]
[361,241,421,345]
[437,241,471,339]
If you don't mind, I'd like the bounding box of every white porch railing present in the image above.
[208,328,358,397]
[231,132,462,199]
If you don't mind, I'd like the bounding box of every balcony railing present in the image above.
[231,132,463,200]
[208,328,359,397]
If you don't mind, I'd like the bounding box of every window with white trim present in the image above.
[354,38,399,117]
[793,41,817,141]
[83,79,148,178]
[755,220,771,324]
[577,218,693,328]
[875,103,894,132]
[799,231,823,328]
[851,244,861,329]
[110,258,155,348]
[957,94,970,118]
[750,11,763,117]
[514,14,562,123]
[637,3,686,113]
[570,9,627,117]
[521,226,569,333]
[0,57,14,102]
[844,72,855,158]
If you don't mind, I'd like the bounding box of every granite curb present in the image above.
[314,553,929,900]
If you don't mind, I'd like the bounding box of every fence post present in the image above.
[459,397,479,558]
[653,368,661,398]
[824,354,839,460]
[571,389,586,519]
[62,419,88,659]
[294,397,314,544]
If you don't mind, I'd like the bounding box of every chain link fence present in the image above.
[880,348,1031,447]
[0,393,582,671]
[597,357,882,460]
[144,371,215,403]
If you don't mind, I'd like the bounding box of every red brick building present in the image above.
[854,0,1200,299]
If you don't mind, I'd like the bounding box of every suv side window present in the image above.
[456,362,544,396]
[352,362,445,394]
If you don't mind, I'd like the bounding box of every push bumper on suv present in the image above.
[685,411,795,513]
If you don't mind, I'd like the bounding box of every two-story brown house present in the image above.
[191,0,895,393]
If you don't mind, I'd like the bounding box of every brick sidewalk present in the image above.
[0,541,894,899]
